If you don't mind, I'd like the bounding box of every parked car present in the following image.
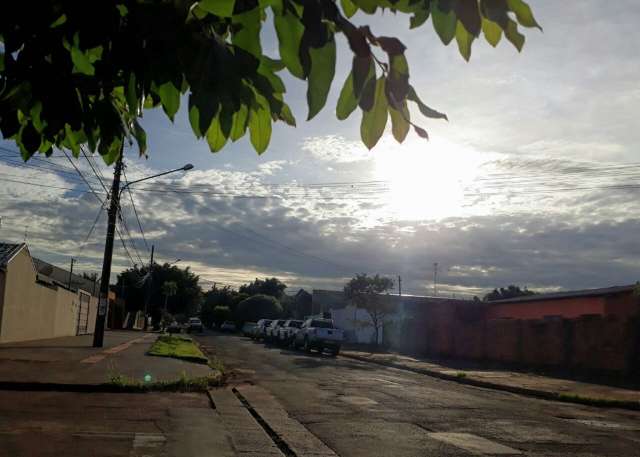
[265,319,286,343]
[220,320,236,332]
[186,317,204,333]
[253,319,272,340]
[294,318,343,355]
[277,320,303,346]
[166,320,182,334]
[242,321,258,337]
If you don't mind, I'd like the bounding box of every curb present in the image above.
[340,352,640,411]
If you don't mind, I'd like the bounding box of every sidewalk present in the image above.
[0,331,214,387]
[341,349,640,410]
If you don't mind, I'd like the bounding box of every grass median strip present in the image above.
[147,335,209,364]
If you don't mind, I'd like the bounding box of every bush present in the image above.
[212,306,232,327]
[235,294,282,323]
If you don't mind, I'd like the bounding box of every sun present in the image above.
[372,136,486,221]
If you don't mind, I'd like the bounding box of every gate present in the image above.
[76,292,90,335]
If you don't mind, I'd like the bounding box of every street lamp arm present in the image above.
[120,164,193,195]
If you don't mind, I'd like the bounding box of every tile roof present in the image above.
[0,243,24,268]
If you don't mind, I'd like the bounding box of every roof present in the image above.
[0,243,25,268]
[32,258,99,297]
[490,284,637,305]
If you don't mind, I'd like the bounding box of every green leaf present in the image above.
[352,56,375,98]
[432,2,457,45]
[481,18,502,47]
[278,103,296,126]
[410,8,430,29]
[232,8,262,57]
[199,0,236,17]
[408,87,448,121]
[132,119,147,155]
[455,21,474,61]
[340,0,358,18]
[50,14,67,28]
[389,103,410,143]
[274,11,305,79]
[249,95,271,153]
[116,4,128,17]
[360,77,388,150]
[157,82,180,120]
[230,104,249,141]
[306,38,336,120]
[70,47,95,75]
[336,72,358,120]
[506,0,542,29]
[504,18,525,51]
[206,115,228,152]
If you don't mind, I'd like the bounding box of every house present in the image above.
[486,284,640,320]
[0,242,99,343]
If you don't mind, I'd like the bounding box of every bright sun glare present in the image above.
[373,137,489,221]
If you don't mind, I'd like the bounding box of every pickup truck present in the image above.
[277,319,303,346]
[294,318,343,356]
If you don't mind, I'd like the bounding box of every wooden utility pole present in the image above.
[398,275,402,297]
[143,244,154,330]
[68,258,75,288]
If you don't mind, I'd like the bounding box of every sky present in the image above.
[1,0,640,298]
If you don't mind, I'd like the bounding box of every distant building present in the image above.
[487,285,640,320]
[0,242,99,343]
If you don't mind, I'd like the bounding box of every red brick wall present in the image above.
[485,319,521,363]
[521,319,565,367]
[487,296,605,320]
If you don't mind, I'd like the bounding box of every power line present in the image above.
[122,167,149,251]
[81,148,109,194]
[61,149,106,204]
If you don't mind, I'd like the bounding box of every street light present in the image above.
[92,156,194,347]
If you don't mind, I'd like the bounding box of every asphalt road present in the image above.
[198,332,640,457]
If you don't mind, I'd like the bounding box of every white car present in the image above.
[265,319,286,343]
[294,318,343,356]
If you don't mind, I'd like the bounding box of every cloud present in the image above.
[301,135,372,163]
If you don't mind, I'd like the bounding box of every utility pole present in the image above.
[143,244,154,331]
[398,275,402,297]
[68,258,75,289]
[92,152,124,348]
[433,262,438,297]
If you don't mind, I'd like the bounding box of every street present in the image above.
[197,332,640,457]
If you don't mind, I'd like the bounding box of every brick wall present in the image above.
[421,312,640,377]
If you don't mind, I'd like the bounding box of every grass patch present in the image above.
[557,392,639,409]
[456,372,467,379]
[107,371,223,392]
[148,335,209,364]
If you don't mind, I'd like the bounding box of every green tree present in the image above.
[483,285,536,301]
[344,273,394,346]
[239,277,287,299]
[161,280,178,311]
[235,294,283,323]
[211,305,232,327]
[115,262,202,324]
[0,1,539,162]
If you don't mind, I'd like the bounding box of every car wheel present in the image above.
[304,338,312,353]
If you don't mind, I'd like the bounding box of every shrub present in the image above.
[235,294,282,323]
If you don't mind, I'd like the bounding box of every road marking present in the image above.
[428,432,522,455]
[80,337,146,364]
[339,395,379,406]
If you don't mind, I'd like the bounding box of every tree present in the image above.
[211,306,232,327]
[0,1,539,162]
[239,277,287,299]
[235,294,283,323]
[161,281,178,311]
[344,273,394,346]
[115,262,202,324]
[483,285,536,301]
